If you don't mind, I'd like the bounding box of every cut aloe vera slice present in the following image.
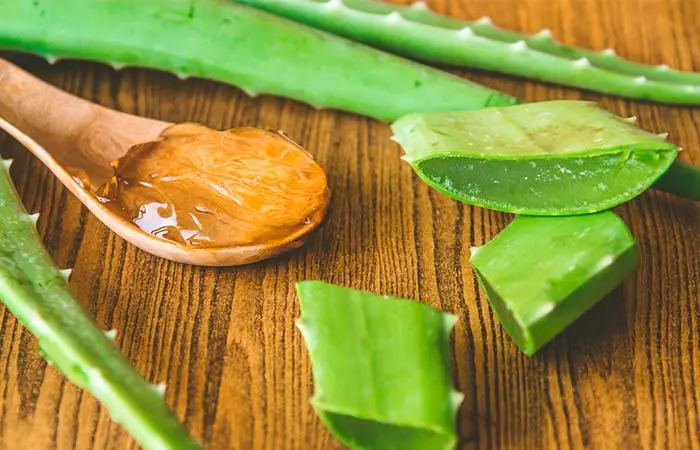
[391,101,678,215]
[295,281,463,450]
[470,212,639,356]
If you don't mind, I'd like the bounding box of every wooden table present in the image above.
[0,0,698,448]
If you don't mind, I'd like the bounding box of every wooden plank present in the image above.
[0,0,698,448]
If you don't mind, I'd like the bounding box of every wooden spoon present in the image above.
[0,58,329,266]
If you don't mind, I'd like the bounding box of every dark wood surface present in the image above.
[0,0,699,448]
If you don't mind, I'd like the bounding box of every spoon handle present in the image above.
[0,58,96,151]
[0,58,168,181]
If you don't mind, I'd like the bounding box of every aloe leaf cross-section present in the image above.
[295,281,463,450]
[391,101,679,215]
[470,212,639,356]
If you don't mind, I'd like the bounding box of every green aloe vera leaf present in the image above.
[234,0,700,105]
[295,281,463,450]
[655,160,700,201]
[0,161,199,449]
[0,0,515,123]
[391,101,679,215]
[6,0,696,198]
[470,212,639,356]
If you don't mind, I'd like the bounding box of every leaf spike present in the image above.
[622,116,638,124]
[469,245,483,259]
[602,48,617,57]
[325,0,343,10]
[104,329,117,340]
[385,11,402,23]
[656,132,669,140]
[2,159,12,171]
[410,1,428,10]
[510,40,527,52]
[153,382,167,396]
[175,72,190,81]
[475,16,493,25]
[573,57,591,69]
[450,390,465,409]
[28,213,40,225]
[45,55,59,65]
[657,64,671,71]
[534,28,553,39]
[59,268,73,280]
[111,62,125,71]
[241,87,259,98]
[457,27,474,39]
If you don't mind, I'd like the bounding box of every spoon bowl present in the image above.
[0,58,329,266]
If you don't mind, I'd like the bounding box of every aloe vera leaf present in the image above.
[391,100,679,215]
[295,281,463,450]
[471,212,639,356]
[0,161,199,449]
[0,0,516,123]
[235,0,700,105]
[654,160,700,201]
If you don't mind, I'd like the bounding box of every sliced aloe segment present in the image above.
[295,281,462,450]
[470,212,639,356]
[392,101,679,215]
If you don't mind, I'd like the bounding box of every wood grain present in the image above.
[0,0,698,448]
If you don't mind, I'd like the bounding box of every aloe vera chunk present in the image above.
[470,212,639,356]
[391,101,678,215]
[295,281,463,450]
[0,162,199,449]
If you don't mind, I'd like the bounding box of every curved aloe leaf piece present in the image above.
[235,0,700,105]
[655,160,700,201]
[0,161,199,449]
[296,281,463,450]
[0,0,515,123]
[391,101,679,215]
[471,212,639,356]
